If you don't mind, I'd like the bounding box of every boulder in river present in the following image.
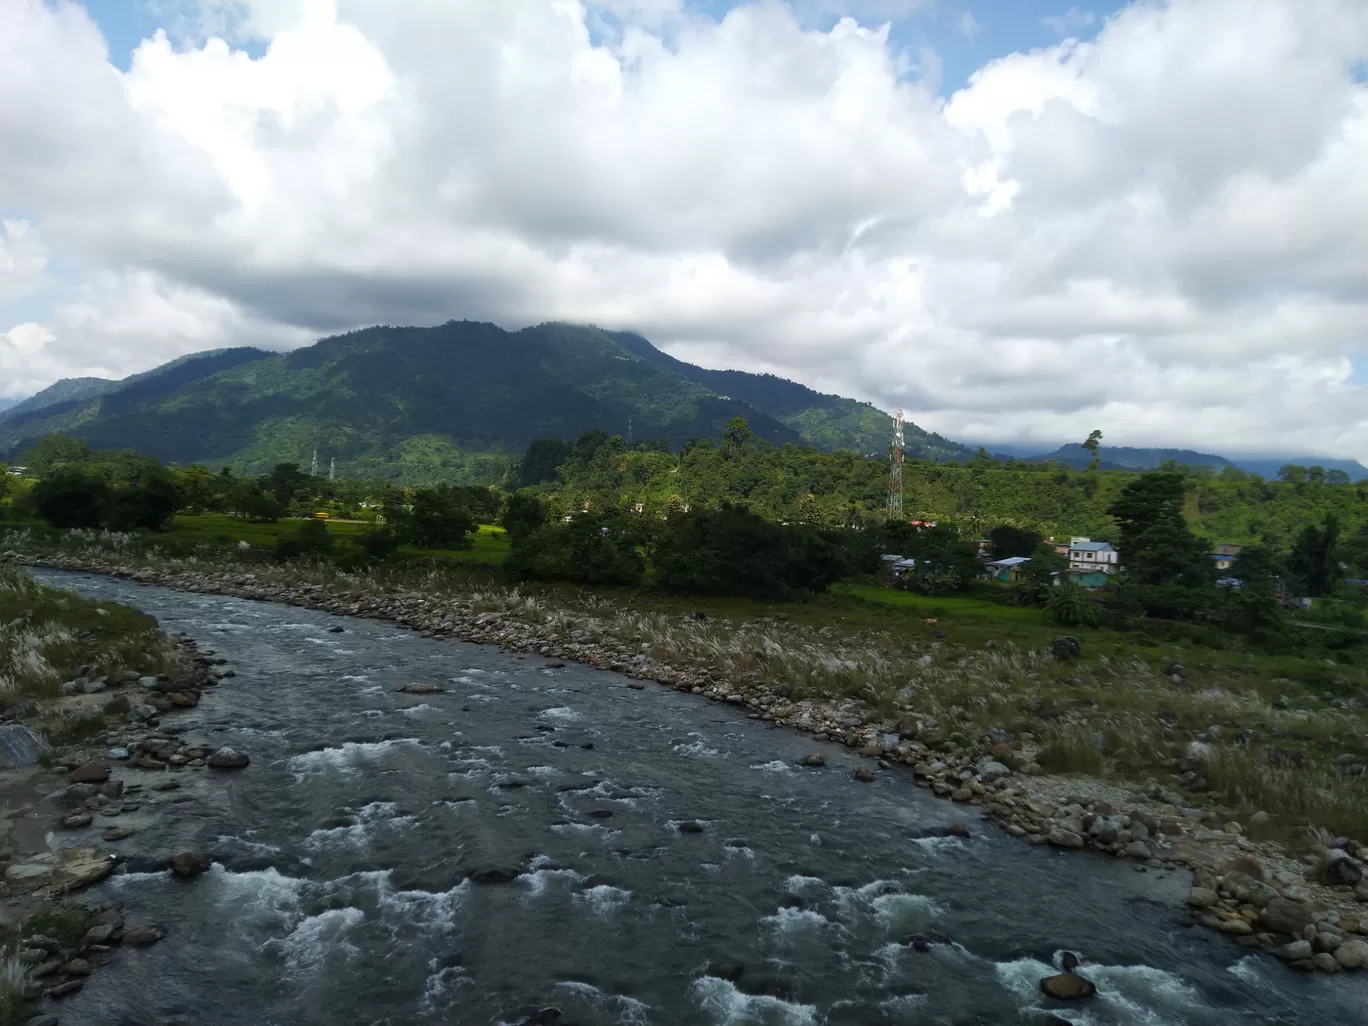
[207,747,250,769]
[854,766,875,782]
[0,723,50,769]
[1039,972,1096,999]
[677,820,706,834]
[171,851,212,877]
[70,762,110,783]
[801,753,826,767]
[1259,897,1314,936]
[400,683,443,694]
[123,924,165,946]
[1325,855,1363,887]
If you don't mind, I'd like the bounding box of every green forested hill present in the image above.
[1,322,967,482]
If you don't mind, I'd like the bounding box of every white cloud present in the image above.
[1,0,1366,459]
[0,220,49,306]
[958,9,980,41]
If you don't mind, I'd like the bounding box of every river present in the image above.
[27,569,1368,1026]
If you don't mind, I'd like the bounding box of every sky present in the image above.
[1,0,1366,458]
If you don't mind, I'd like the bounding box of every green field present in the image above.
[164,514,512,564]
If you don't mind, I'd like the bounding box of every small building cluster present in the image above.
[885,530,1251,592]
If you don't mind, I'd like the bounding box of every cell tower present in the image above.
[310,448,318,477]
[329,457,335,481]
[886,409,904,521]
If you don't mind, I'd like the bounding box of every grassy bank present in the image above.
[6,525,1368,845]
[159,513,512,564]
[0,562,179,709]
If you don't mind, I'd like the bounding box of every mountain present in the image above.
[1,322,965,482]
[607,330,969,461]
[1231,457,1368,482]
[0,377,118,424]
[0,397,19,414]
[1029,444,1236,472]
[0,348,272,457]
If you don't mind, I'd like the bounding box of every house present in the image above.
[1210,552,1237,571]
[985,556,1031,581]
[1068,568,1113,590]
[5,465,26,476]
[1045,536,1071,558]
[1067,538,1119,574]
[1214,543,1243,556]
[973,538,994,556]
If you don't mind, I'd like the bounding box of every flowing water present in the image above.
[28,570,1368,1026]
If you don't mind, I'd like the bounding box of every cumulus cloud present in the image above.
[0,0,1366,459]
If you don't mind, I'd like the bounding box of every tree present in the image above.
[108,471,183,531]
[231,482,286,522]
[504,516,645,586]
[1124,520,1212,588]
[388,485,476,549]
[1107,472,1186,553]
[500,493,546,540]
[1278,465,1307,484]
[263,463,308,506]
[275,518,334,561]
[510,438,571,489]
[31,471,111,529]
[988,524,1041,559]
[1082,429,1103,472]
[1012,542,1065,606]
[1288,513,1342,597]
[356,528,400,563]
[1327,469,1351,486]
[722,417,753,453]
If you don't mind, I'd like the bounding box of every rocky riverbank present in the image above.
[1,609,248,1026]
[7,550,1368,987]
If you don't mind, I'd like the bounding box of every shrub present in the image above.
[505,518,644,586]
[31,470,111,529]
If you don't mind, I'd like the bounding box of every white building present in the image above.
[1068,538,1119,574]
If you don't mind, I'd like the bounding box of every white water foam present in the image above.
[723,844,756,861]
[995,956,1206,1026]
[420,965,473,1012]
[910,835,969,855]
[338,674,371,683]
[396,703,435,717]
[760,907,830,934]
[518,866,585,898]
[750,760,791,773]
[272,907,364,976]
[672,733,721,757]
[575,884,632,916]
[540,706,580,722]
[551,822,620,840]
[288,738,422,777]
[554,980,650,1024]
[304,802,416,850]
[691,976,819,1026]
[834,879,943,921]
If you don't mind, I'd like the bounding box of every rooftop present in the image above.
[1070,540,1116,552]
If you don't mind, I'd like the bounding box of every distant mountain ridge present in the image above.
[1026,444,1368,481]
[0,322,973,481]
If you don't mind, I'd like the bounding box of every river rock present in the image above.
[1260,897,1314,936]
[70,762,110,783]
[854,767,875,782]
[1188,887,1218,908]
[123,924,165,946]
[207,747,250,769]
[103,694,131,715]
[801,754,825,767]
[60,812,93,828]
[25,1015,59,1026]
[0,723,50,769]
[1333,939,1368,968]
[400,683,443,694]
[1039,972,1095,999]
[1326,856,1364,887]
[64,958,91,976]
[47,980,83,998]
[1047,828,1083,849]
[81,923,117,947]
[1124,840,1152,859]
[171,851,212,877]
[1312,952,1341,972]
[977,760,1011,783]
[677,820,706,834]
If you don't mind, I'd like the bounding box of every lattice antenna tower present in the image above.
[329,457,335,481]
[886,409,904,521]
[310,448,318,477]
